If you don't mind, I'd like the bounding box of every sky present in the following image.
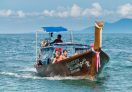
[0,0,132,33]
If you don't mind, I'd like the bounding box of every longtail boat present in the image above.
[34,22,109,80]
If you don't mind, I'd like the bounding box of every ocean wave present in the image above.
[106,48,131,53]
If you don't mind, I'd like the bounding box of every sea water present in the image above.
[0,33,132,92]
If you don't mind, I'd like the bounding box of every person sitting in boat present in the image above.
[62,49,68,59]
[73,53,79,56]
[51,34,63,44]
[52,50,63,64]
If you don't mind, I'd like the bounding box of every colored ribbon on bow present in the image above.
[95,52,101,72]
[90,43,101,72]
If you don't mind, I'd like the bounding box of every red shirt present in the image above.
[54,39,63,43]
[52,56,63,64]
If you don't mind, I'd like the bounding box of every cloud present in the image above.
[70,4,81,17]
[41,4,82,18]
[0,9,12,17]
[0,3,103,18]
[16,10,25,18]
[57,11,69,18]
[0,9,26,18]
[82,3,102,17]
[117,3,132,18]
[42,10,55,17]
[0,3,132,20]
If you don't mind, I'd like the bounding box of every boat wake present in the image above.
[0,71,96,81]
[0,71,41,79]
[18,67,36,72]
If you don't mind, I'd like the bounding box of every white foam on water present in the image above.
[43,76,92,80]
[0,71,95,81]
[18,67,36,72]
[0,72,20,77]
[128,55,132,62]
[0,71,44,79]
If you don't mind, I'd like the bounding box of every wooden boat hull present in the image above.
[35,50,109,77]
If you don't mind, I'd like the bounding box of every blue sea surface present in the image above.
[0,33,132,92]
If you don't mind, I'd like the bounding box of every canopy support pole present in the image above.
[70,29,73,43]
[35,29,42,61]
[35,31,38,61]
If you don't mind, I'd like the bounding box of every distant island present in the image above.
[82,18,132,33]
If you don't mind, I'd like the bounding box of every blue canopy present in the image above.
[42,27,68,32]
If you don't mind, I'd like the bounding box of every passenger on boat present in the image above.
[62,50,68,59]
[73,52,79,56]
[52,50,63,64]
[51,34,63,44]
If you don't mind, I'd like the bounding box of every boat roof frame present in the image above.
[35,27,73,61]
